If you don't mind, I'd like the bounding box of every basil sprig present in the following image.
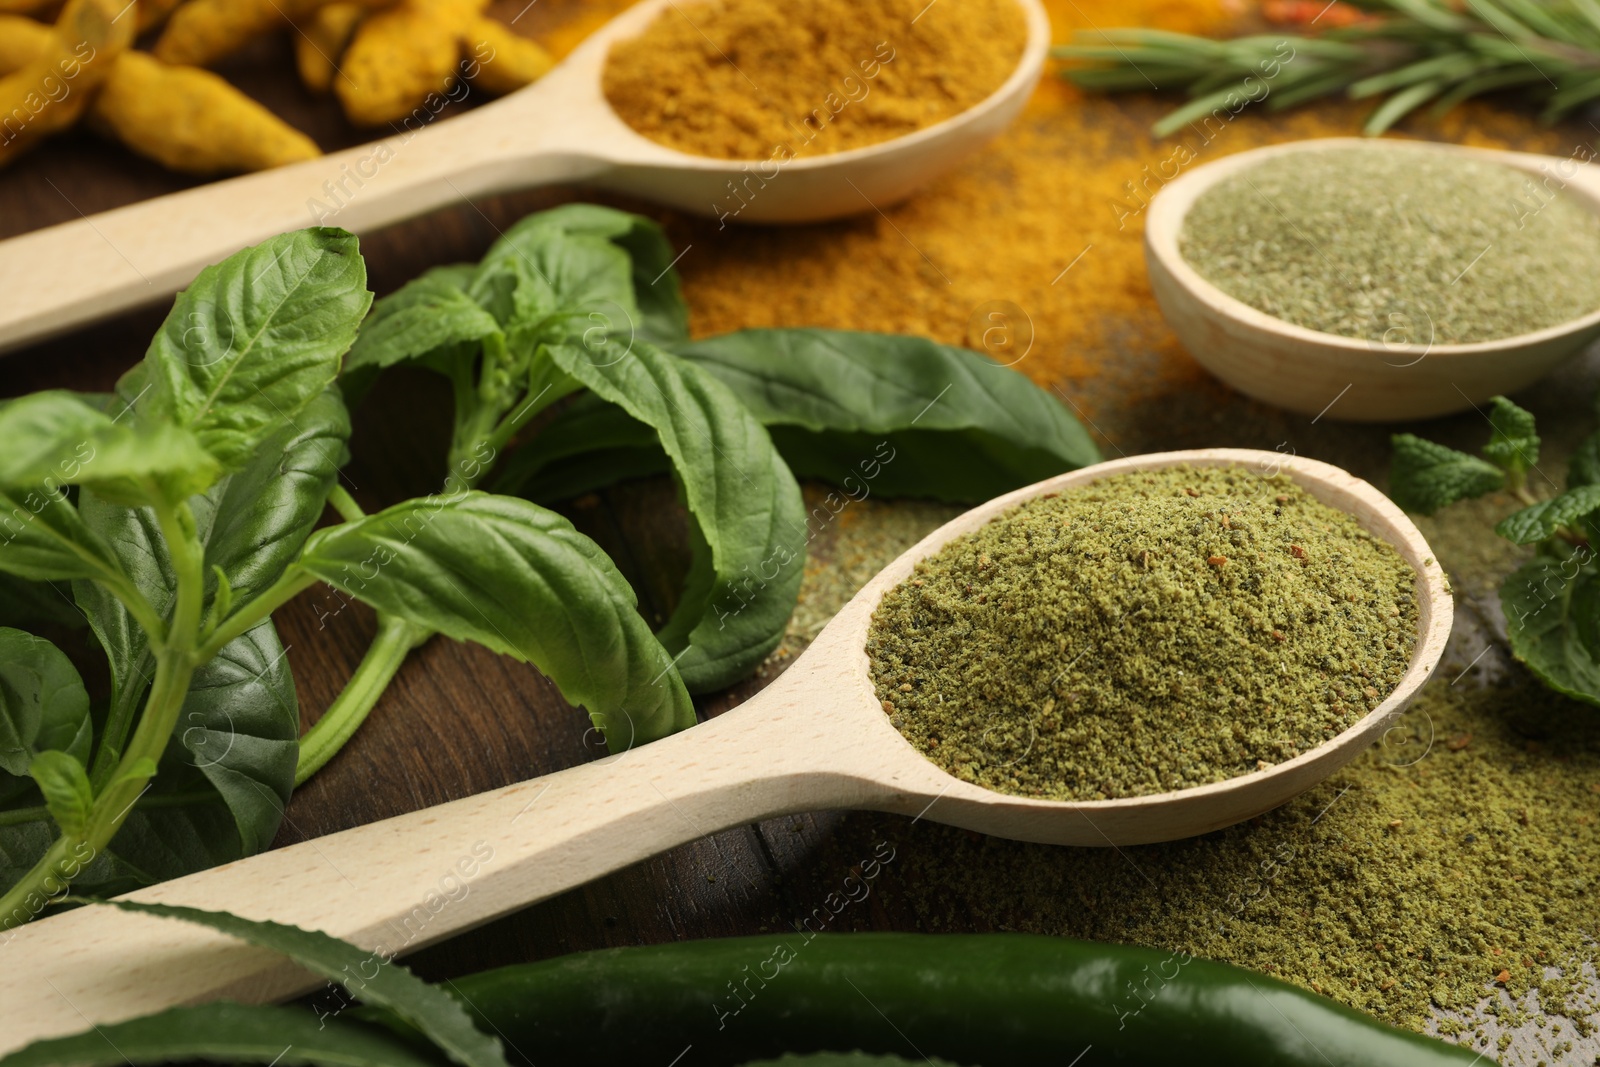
[0,206,1102,925]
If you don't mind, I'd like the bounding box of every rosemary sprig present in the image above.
[1055,0,1600,137]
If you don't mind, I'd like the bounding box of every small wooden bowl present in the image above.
[1145,138,1600,422]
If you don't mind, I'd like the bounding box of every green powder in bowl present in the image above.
[1177,143,1600,344]
[867,465,1419,801]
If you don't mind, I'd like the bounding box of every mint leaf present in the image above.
[1502,554,1600,707]
[1483,396,1539,479]
[1389,434,1504,515]
[1495,485,1600,544]
[1569,429,1600,489]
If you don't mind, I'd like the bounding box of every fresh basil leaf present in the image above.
[0,629,91,812]
[297,492,695,746]
[1569,429,1600,490]
[140,228,371,471]
[0,391,221,507]
[470,205,686,345]
[490,392,665,500]
[197,387,351,606]
[0,486,129,586]
[1,621,299,898]
[345,267,502,375]
[1483,395,1539,477]
[0,392,108,488]
[1389,433,1505,515]
[1494,485,1600,545]
[470,223,632,333]
[1502,553,1600,707]
[670,329,1101,500]
[64,456,307,890]
[98,900,508,1067]
[72,496,165,780]
[526,204,689,344]
[0,1001,446,1067]
[27,750,92,838]
[543,339,807,693]
[76,392,343,780]
[165,620,298,857]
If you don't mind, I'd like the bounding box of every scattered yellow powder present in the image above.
[602,0,1027,160]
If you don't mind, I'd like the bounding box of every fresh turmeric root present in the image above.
[293,1,364,94]
[91,51,321,173]
[462,14,552,96]
[0,0,130,165]
[154,0,390,68]
[0,6,320,173]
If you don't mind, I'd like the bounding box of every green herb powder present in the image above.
[1178,144,1600,344]
[867,465,1419,800]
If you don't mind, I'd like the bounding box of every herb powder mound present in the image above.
[868,465,1419,800]
[601,0,1027,161]
[1178,143,1600,344]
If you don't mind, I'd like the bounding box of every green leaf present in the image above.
[1568,429,1600,489]
[0,1001,446,1067]
[670,329,1102,500]
[161,620,299,858]
[3,621,299,897]
[0,629,90,782]
[0,486,129,584]
[297,492,695,746]
[1388,434,1505,514]
[490,393,667,501]
[27,750,92,837]
[46,429,311,893]
[543,338,808,693]
[196,387,351,607]
[0,392,220,509]
[1483,395,1539,478]
[471,204,688,345]
[96,900,507,1067]
[1494,485,1600,544]
[0,392,111,488]
[141,228,371,471]
[344,267,502,375]
[1502,554,1600,706]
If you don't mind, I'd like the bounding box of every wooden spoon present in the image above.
[0,447,1450,1055]
[1145,137,1600,422]
[0,0,1049,354]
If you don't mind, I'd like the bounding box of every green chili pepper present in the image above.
[441,934,1484,1066]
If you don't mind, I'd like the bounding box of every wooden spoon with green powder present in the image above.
[1145,138,1600,421]
[0,449,1450,1053]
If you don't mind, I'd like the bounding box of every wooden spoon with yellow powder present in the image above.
[0,0,1048,354]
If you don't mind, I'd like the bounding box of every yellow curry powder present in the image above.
[544,0,1589,425]
[602,0,1027,160]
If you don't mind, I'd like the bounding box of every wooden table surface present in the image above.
[4,2,1598,1064]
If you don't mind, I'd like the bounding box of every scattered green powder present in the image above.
[772,481,1600,1043]
[886,676,1600,1040]
[866,465,1418,801]
[1178,144,1600,344]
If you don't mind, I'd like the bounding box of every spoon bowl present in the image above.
[0,0,1050,354]
[1145,137,1600,422]
[0,447,1451,1054]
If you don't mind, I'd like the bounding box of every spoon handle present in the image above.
[0,681,881,1057]
[0,94,602,355]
